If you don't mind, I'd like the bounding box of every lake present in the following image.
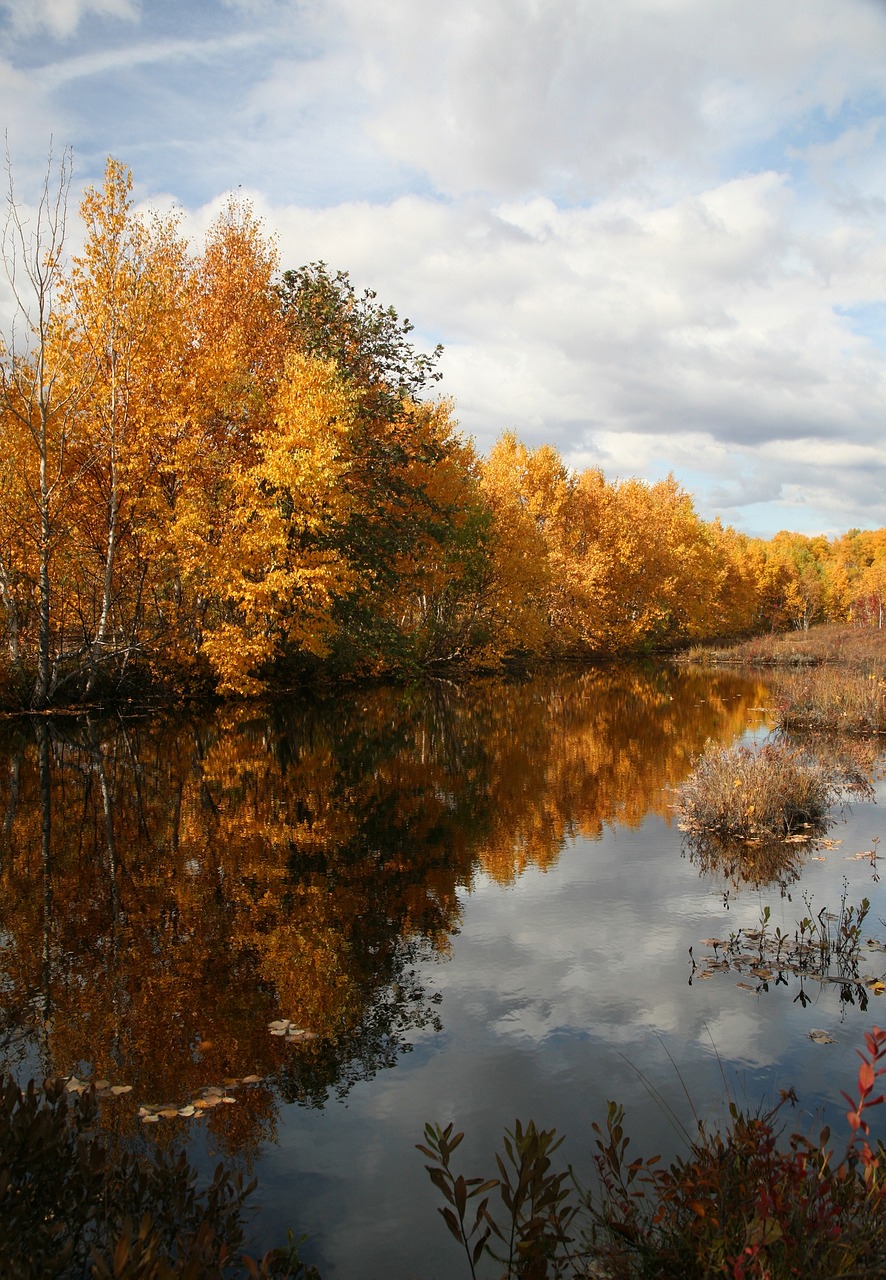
[1,664,884,1277]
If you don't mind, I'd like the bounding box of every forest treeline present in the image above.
[1,157,885,706]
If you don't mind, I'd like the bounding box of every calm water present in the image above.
[1,665,885,1277]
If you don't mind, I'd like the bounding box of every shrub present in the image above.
[0,1075,318,1279]
[676,741,840,843]
[421,1028,886,1280]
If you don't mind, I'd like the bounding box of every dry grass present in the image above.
[680,625,886,736]
[682,624,886,673]
[678,740,841,842]
[771,667,886,735]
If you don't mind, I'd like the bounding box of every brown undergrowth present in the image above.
[676,740,871,845]
[680,625,886,737]
[681,624,886,673]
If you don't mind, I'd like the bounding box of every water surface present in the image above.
[1,665,884,1277]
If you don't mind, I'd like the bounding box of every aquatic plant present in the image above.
[677,740,842,843]
[420,1026,886,1279]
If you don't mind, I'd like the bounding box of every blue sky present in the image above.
[3,0,886,537]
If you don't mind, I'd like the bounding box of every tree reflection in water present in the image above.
[0,666,769,1156]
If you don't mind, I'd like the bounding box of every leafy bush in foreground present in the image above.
[0,1075,318,1279]
[421,1028,886,1279]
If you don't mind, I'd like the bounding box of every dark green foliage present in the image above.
[0,1075,319,1279]
[278,262,442,413]
[417,1119,580,1279]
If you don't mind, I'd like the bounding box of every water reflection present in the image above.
[0,666,771,1146]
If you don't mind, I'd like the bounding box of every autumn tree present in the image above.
[279,262,485,672]
[199,352,358,695]
[0,147,78,705]
[60,160,195,695]
[165,196,287,672]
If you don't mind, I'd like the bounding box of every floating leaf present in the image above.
[110,1084,133,1096]
[178,1105,196,1117]
[141,1114,160,1124]
[736,982,757,992]
[242,1074,262,1084]
[809,1029,836,1044]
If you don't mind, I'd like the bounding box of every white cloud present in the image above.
[0,0,137,38]
[36,30,264,85]
[335,0,886,200]
[3,0,886,533]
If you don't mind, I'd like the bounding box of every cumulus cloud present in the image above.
[3,0,886,533]
[336,0,886,199]
[255,160,886,534]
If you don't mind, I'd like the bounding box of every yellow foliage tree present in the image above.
[200,352,357,694]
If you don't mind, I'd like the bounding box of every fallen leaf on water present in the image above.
[192,1099,212,1111]
[158,1109,179,1120]
[866,980,886,994]
[110,1085,132,1096]
[701,939,726,948]
[94,1079,110,1091]
[141,1115,160,1124]
[178,1105,196,1117]
[809,1030,836,1044]
[222,1096,237,1104]
[268,1020,290,1034]
[736,982,757,992]
[242,1074,262,1084]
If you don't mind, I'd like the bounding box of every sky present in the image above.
[2,0,886,538]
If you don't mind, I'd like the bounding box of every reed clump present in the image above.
[772,666,886,735]
[677,741,839,842]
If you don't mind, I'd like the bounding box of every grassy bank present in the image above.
[681,623,886,672]
[680,625,886,735]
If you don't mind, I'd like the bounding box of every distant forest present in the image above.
[1,158,884,706]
